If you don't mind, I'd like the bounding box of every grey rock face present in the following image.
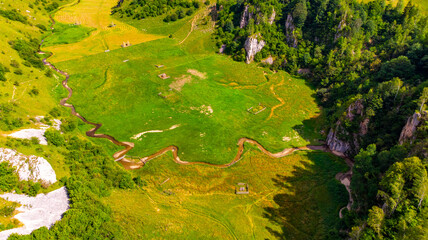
[240,5,254,28]
[399,112,422,145]
[327,126,351,154]
[268,8,276,25]
[285,14,297,48]
[326,99,368,156]
[244,34,265,64]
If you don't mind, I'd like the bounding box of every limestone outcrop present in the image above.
[285,14,297,48]
[326,99,368,156]
[244,34,265,64]
[268,8,276,25]
[0,187,69,239]
[239,5,254,28]
[399,112,423,145]
[0,148,57,185]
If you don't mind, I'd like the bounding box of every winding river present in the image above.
[38,1,354,217]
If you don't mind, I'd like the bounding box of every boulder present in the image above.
[261,56,274,65]
[244,34,265,64]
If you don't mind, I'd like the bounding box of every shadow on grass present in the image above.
[263,151,348,240]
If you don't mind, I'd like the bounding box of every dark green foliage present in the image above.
[292,0,307,28]
[0,163,18,192]
[0,63,6,82]
[0,103,25,131]
[29,87,39,96]
[377,56,416,82]
[48,107,61,118]
[0,10,28,24]
[44,129,65,146]
[10,39,44,69]
[112,0,197,20]
[36,23,47,31]
[60,117,77,132]
[44,2,59,12]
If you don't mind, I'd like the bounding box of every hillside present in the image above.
[0,0,426,239]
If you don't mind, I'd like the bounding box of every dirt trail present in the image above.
[336,157,354,218]
[178,5,212,45]
[267,78,286,121]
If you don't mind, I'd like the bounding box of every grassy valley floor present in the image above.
[104,150,348,239]
[37,1,350,239]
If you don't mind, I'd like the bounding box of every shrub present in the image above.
[186,8,194,16]
[44,129,65,146]
[11,39,44,69]
[10,60,19,68]
[0,10,28,24]
[0,162,18,192]
[36,24,47,31]
[60,117,77,132]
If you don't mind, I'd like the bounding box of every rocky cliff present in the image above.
[268,8,276,25]
[239,5,254,28]
[0,148,57,185]
[326,99,369,156]
[285,14,297,48]
[244,34,265,64]
[334,13,347,41]
[399,112,423,145]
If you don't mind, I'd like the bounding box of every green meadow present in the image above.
[55,21,322,164]
[104,150,348,239]
[42,22,95,47]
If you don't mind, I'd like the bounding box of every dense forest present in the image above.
[212,0,428,238]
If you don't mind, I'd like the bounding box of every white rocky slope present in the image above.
[244,34,265,64]
[7,116,61,145]
[0,148,57,185]
[0,187,69,240]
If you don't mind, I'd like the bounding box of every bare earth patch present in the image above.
[187,69,207,79]
[169,75,192,91]
[0,187,69,239]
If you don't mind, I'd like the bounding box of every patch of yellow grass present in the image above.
[45,0,163,63]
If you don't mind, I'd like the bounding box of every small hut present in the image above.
[121,41,131,48]
[158,73,170,79]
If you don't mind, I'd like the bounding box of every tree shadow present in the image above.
[263,151,348,240]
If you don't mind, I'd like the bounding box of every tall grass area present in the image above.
[104,150,348,239]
